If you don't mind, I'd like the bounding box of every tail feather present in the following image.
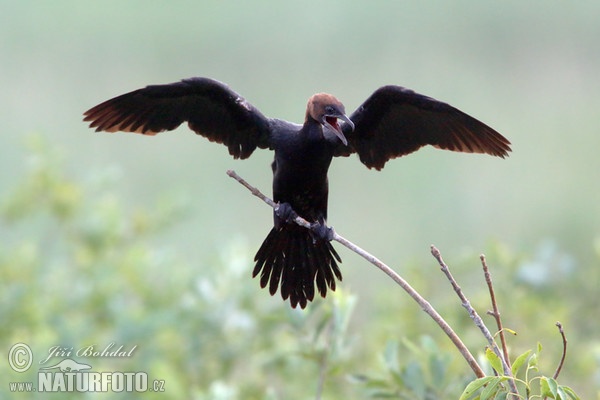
[253,223,343,308]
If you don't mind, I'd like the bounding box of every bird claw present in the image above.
[276,202,334,241]
[275,202,298,223]
[310,222,335,241]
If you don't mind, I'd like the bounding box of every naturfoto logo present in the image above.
[8,343,165,394]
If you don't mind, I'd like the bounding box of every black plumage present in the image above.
[84,77,510,308]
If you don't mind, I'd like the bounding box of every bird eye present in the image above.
[324,106,335,114]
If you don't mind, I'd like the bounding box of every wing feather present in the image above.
[337,85,511,169]
[83,77,272,159]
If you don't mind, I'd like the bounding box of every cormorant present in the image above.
[84,77,511,308]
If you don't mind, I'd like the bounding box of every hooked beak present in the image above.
[323,113,354,146]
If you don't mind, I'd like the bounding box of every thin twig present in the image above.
[552,322,567,380]
[481,254,511,368]
[226,170,277,207]
[226,169,486,378]
[430,246,519,397]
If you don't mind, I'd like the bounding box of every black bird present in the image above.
[84,77,511,308]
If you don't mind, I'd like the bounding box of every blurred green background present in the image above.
[1,1,599,398]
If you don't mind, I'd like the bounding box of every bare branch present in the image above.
[226,169,276,208]
[552,321,567,380]
[431,246,519,397]
[226,169,485,379]
[481,254,511,368]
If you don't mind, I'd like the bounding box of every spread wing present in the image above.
[83,77,272,159]
[336,85,511,170]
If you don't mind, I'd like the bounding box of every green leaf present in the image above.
[429,352,447,384]
[559,385,581,400]
[401,337,421,356]
[485,348,504,375]
[540,376,558,398]
[403,361,425,398]
[557,385,570,400]
[527,352,539,371]
[480,376,508,400]
[420,335,439,353]
[511,349,531,377]
[383,341,399,373]
[504,328,517,336]
[459,376,496,400]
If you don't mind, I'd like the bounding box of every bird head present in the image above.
[307,93,354,146]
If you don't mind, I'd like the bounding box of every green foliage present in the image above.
[0,139,364,399]
[353,334,582,400]
[457,337,581,399]
[351,336,468,399]
[0,139,593,398]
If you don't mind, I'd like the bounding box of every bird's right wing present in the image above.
[83,77,272,159]
[335,85,511,170]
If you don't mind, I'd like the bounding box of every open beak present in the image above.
[324,113,353,146]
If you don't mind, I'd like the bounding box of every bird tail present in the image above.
[253,223,342,308]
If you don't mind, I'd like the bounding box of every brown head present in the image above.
[306,93,354,145]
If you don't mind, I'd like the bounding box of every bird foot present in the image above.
[275,202,299,224]
[310,221,335,241]
[275,202,334,241]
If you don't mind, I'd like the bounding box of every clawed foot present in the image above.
[310,221,335,241]
[275,202,299,224]
[275,202,334,241]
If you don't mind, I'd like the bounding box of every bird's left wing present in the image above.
[84,77,272,159]
[335,85,511,170]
